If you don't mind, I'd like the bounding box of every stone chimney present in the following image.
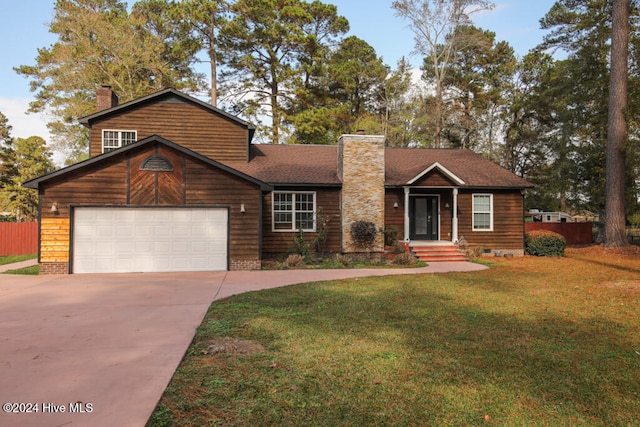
[96,85,119,111]
[338,134,386,253]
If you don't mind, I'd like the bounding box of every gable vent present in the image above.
[140,155,173,172]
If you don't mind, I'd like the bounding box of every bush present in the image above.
[333,254,352,267]
[289,229,310,256]
[394,252,417,266]
[350,220,377,250]
[462,246,484,259]
[383,225,399,246]
[525,230,566,257]
[286,254,305,268]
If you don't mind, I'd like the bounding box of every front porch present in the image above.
[401,187,460,244]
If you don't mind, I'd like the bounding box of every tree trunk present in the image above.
[604,0,629,247]
[209,45,217,107]
[434,83,442,148]
[208,9,217,107]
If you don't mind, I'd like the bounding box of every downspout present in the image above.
[404,187,410,242]
[452,187,459,243]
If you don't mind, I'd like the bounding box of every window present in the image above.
[102,130,137,152]
[272,192,316,232]
[472,194,493,231]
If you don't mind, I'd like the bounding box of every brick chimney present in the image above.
[96,85,118,111]
[338,133,386,253]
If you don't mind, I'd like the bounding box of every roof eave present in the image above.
[78,88,253,130]
[23,135,272,191]
[407,161,466,186]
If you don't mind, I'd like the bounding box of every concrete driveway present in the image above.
[0,262,486,427]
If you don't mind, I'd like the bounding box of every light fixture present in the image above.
[445,202,450,208]
[393,202,399,208]
[240,203,246,213]
[51,203,58,213]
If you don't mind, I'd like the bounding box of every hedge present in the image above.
[525,229,566,257]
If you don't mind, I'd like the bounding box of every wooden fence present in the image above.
[525,222,593,246]
[0,222,38,256]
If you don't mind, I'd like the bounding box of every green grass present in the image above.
[0,254,36,266]
[148,249,640,426]
[3,265,39,275]
[0,254,38,274]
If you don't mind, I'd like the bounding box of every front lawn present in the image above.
[0,254,37,266]
[148,246,640,426]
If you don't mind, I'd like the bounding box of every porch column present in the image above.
[452,187,459,243]
[404,187,410,241]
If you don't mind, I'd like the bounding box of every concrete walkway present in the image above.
[0,258,38,273]
[0,262,486,427]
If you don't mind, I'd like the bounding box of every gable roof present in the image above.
[407,161,465,186]
[78,88,256,142]
[23,135,272,191]
[385,148,533,188]
[225,144,533,189]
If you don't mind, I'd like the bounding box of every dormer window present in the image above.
[102,130,137,153]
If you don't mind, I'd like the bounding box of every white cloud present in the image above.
[0,96,52,142]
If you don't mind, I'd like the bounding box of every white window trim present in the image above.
[102,129,137,153]
[472,193,494,232]
[271,191,316,232]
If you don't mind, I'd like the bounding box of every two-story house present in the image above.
[25,87,533,274]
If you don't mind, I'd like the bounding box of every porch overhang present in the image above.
[407,162,466,186]
[403,186,459,244]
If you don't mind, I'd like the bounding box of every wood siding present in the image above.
[40,218,70,263]
[384,190,404,235]
[89,98,248,162]
[185,157,261,261]
[458,190,525,249]
[262,187,341,256]
[41,156,128,219]
[129,145,185,205]
[39,143,262,266]
[412,170,457,187]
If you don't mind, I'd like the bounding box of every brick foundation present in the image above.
[40,262,69,275]
[483,249,525,257]
[40,260,262,273]
[229,259,262,271]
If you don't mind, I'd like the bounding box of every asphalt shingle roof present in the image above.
[225,144,533,189]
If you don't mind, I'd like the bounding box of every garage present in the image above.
[72,207,228,273]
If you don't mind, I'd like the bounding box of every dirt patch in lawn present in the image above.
[565,244,640,258]
[600,280,640,292]
[565,245,640,292]
[205,337,265,356]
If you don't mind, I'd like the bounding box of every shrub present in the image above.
[350,220,377,250]
[525,230,566,257]
[463,246,484,259]
[391,243,406,254]
[383,225,399,246]
[323,253,352,268]
[394,252,417,265]
[286,254,305,268]
[313,208,332,255]
[289,229,310,256]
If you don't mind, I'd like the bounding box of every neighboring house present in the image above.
[527,210,574,223]
[24,87,533,274]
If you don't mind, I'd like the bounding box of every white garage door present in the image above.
[73,207,228,273]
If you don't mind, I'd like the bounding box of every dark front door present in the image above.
[410,196,439,240]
